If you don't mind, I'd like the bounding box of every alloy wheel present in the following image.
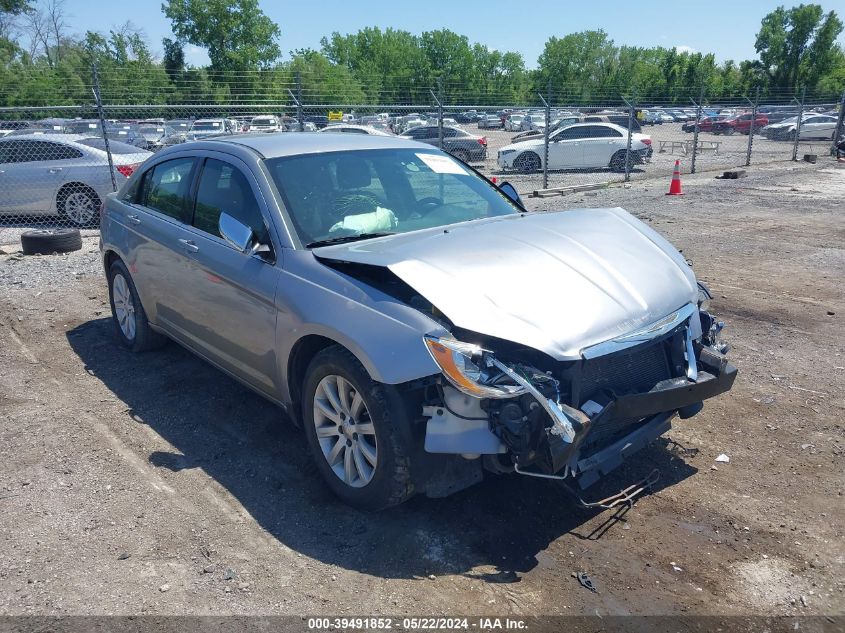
[312,374,378,488]
[64,191,97,225]
[112,273,136,341]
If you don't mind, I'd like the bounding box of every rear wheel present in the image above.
[302,346,415,510]
[609,150,629,173]
[58,184,100,227]
[450,148,470,163]
[513,152,541,173]
[107,259,167,352]
[723,126,735,136]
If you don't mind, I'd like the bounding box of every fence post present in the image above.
[791,86,806,161]
[690,86,704,174]
[538,80,551,190]
[622,94,635,182]
[830,90,845,157]
[296,73,304,132]
[437,76,444,150]
[745,86,760,167]
[91,62,117,193]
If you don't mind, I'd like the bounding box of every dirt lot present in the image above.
[0,160,843,619]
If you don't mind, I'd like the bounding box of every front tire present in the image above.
[108,259,167,352]
[302,346,415,510]
[513,152,541,173]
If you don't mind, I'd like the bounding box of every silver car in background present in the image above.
[100,133,736,510]
[0,134,152,225]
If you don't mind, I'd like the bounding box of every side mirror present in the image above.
[498,181,523,208]
[219,212,254,253]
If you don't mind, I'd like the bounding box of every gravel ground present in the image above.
[0,160,843,620]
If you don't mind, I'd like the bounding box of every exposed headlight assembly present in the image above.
[423,336,525,399]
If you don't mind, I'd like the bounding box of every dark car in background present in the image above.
[304,115,330,129]
[682,116,728,133]
[399,125,487,162]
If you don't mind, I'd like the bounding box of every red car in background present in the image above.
[681,116,728,133]
[712,112,769,135]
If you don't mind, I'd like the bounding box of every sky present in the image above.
[49,0,845,68]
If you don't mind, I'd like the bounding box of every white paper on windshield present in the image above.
[88,123,97,128]
[416,153,467,175]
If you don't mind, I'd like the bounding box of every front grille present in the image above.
[576,334,682,450]
[580,339,672,402]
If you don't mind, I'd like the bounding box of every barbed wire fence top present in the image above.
[0,66,843,242]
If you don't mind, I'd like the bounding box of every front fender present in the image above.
[275,250,445,403]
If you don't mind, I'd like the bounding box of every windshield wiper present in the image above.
[306,232,397,248]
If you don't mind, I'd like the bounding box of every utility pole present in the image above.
[91,62,117,192]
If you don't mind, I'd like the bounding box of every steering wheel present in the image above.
[416,196,444,214]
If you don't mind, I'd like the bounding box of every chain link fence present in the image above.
[1,70,843,245]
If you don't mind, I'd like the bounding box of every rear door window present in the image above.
[141,157,196,222]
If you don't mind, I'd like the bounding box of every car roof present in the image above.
[0,133,89,143]
[182,131,433,158]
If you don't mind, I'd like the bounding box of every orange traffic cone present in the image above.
[666,160,684,195]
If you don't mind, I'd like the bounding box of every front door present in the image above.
[175,155,281,396]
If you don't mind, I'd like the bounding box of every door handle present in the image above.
[48,167,63,173]
[178,238,199,253]
[127,214,141,225]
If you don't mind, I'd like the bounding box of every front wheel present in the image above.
[302,346,415,510]
[513,152,541,173]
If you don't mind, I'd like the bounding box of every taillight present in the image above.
[478,137,487,146]
[641,138,652,146]
[116,163,140,178]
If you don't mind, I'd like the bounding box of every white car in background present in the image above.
[0,134,152,225]
[520,113,547,131]
[497,122,652,173]
[763,114,839,141]
[248,116,282,132]
[504,114,525,131]
[318,124,393,136]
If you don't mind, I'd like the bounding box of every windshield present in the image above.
[265,148,520,247]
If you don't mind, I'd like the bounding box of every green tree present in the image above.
[162,0,280,73]
[754,4,843,90]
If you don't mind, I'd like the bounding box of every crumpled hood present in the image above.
[314,208,698,360]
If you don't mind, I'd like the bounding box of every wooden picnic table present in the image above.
[658,139,722,155]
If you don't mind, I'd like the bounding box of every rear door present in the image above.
[128,156,200,331]
[580,125,625,168]
[174,155,282,395]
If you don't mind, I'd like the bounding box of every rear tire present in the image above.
[58,184,100,227]
[450,149,470,163]
[107,259,167,352]
[302,346,415,510]
[609,151,629,173]
[20,228,82,255]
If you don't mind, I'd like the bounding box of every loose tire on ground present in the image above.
[107,259,167,352]
[20,228,82,255]
[302,345,416,510]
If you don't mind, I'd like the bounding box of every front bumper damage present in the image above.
[422,304,737,488]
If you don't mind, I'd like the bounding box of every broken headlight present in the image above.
[424,336,526,399]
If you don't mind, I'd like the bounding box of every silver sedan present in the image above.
[100,133,736,510]
[0,134,152,226]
